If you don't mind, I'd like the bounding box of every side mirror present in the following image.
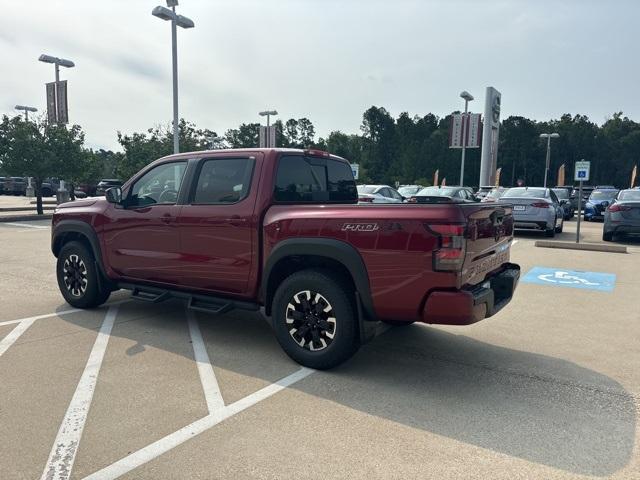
[105,187,122,204]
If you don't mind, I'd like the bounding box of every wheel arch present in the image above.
[52,220,107,278]
[262,238,375,321]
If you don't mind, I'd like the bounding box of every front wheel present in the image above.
[272,269,359,370]
[56,241,111,308]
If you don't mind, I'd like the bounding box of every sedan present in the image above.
[499,187,564,237]
[357,185,404,203]
[96,179,123,196]
[603,189,640,241]
[584,189,619,221]
[407,186,477,203]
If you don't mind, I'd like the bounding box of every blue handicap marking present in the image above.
[521,267,616,292]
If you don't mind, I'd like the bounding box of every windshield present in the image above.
[617,190,640,201]
[357,186,378,194]
[416,187,457,196]
[590,190,618,200]
[552,189,569,199]
[503,188,547,198]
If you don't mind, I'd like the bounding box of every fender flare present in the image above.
[262,238,376,321]
[51,220,107,278]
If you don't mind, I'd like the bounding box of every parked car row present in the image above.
[0,176,60,196]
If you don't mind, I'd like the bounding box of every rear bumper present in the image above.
[421,263,521,325]
[513,221,547,230]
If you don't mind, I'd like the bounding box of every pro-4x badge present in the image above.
[341,223,379,232]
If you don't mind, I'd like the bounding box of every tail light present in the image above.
[531,202,550,208]
[426,224,466,272]
[608,204,630,212]
[359,196,374,203]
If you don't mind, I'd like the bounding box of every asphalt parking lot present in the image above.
[1,218,639,479]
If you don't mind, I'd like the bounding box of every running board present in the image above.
[119,282,259,315]
[187,297,232,315]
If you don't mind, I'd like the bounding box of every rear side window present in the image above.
[274,155,357,203]
[193,158,255,204]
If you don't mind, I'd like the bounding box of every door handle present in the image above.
[225,216,247,225]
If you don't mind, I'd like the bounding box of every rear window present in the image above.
[274,155,357,203]
[417,187,457,196]
[503,188,547,198]
[618,190,640,201]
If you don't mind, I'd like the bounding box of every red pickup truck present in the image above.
[51,148,519,369]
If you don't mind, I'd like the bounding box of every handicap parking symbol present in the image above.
[521,267,616,292]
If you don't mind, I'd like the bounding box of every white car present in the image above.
[357,185,404,203]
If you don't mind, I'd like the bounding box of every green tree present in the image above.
[0,115,87,214]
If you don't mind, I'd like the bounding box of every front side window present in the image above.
[128,161,187,208]
[274,155,357,203]
[193,158,255,204]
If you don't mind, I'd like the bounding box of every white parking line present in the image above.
[41,305,119,480]
[83,367,314,480]
[187,310,225,413]
[2,222,50,229]
[0,318,37,357]
[0,308,82,328]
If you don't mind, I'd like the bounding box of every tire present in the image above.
[545,219,555,237]
[56,241,111,308]
[272,269,359,370]
[555,217,564,233]
[603,231,613,242]
[381,319,415,327]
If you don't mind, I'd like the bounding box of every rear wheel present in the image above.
[603,231,613,242]
[272,269,359,369]
[555,216,564,233]
[545,219,556,237]
[56,241,111,308]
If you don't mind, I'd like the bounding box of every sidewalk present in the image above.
[0,195,56,221]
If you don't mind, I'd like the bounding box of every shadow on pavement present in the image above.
[59,298,635,477]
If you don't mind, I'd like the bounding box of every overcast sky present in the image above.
[1,0,639,151]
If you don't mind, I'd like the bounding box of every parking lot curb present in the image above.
[0,207,56,212]
[0,213,53,223]
[534,240,627,254]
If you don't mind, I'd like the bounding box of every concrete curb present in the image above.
[0,214,53,223]
[535,240,627,253]
[0,207,56,212]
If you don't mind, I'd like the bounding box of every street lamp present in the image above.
[15,105,37,121]
[39,54,74,124]
[152,0,195,154]
[259,110,278,128]
[540,132,560,188]
[458,91,474,186]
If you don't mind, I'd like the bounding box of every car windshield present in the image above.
[416,187,457,196]
[357,186,378,194]
[618,190,640,201]
[552,189,569,199]
[503,188,547,198]
[590,190,618,200]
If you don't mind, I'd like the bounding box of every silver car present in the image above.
[499,187,564,237]
[603,189,640,241]
[357,185,404,203]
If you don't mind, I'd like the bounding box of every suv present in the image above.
[52,149,520,369]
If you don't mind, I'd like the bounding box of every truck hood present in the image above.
[56,197,102,209]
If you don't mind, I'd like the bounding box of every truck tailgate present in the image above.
[459,204,514,287]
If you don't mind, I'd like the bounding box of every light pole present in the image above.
[459,91,474,186]
[259,110,278,128]
[152,0,195,154]
[259,110,278,147]
[38,54,74,124]
[540,132,560,188]
[15,105,37,121]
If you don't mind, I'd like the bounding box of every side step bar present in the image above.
[119,283,259,315]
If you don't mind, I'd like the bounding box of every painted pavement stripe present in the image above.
[83,367,315,480]
[40,305,119,480]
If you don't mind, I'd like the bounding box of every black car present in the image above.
[3,177,27,195]
[96,179,123,196]
[552,188,575,219]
